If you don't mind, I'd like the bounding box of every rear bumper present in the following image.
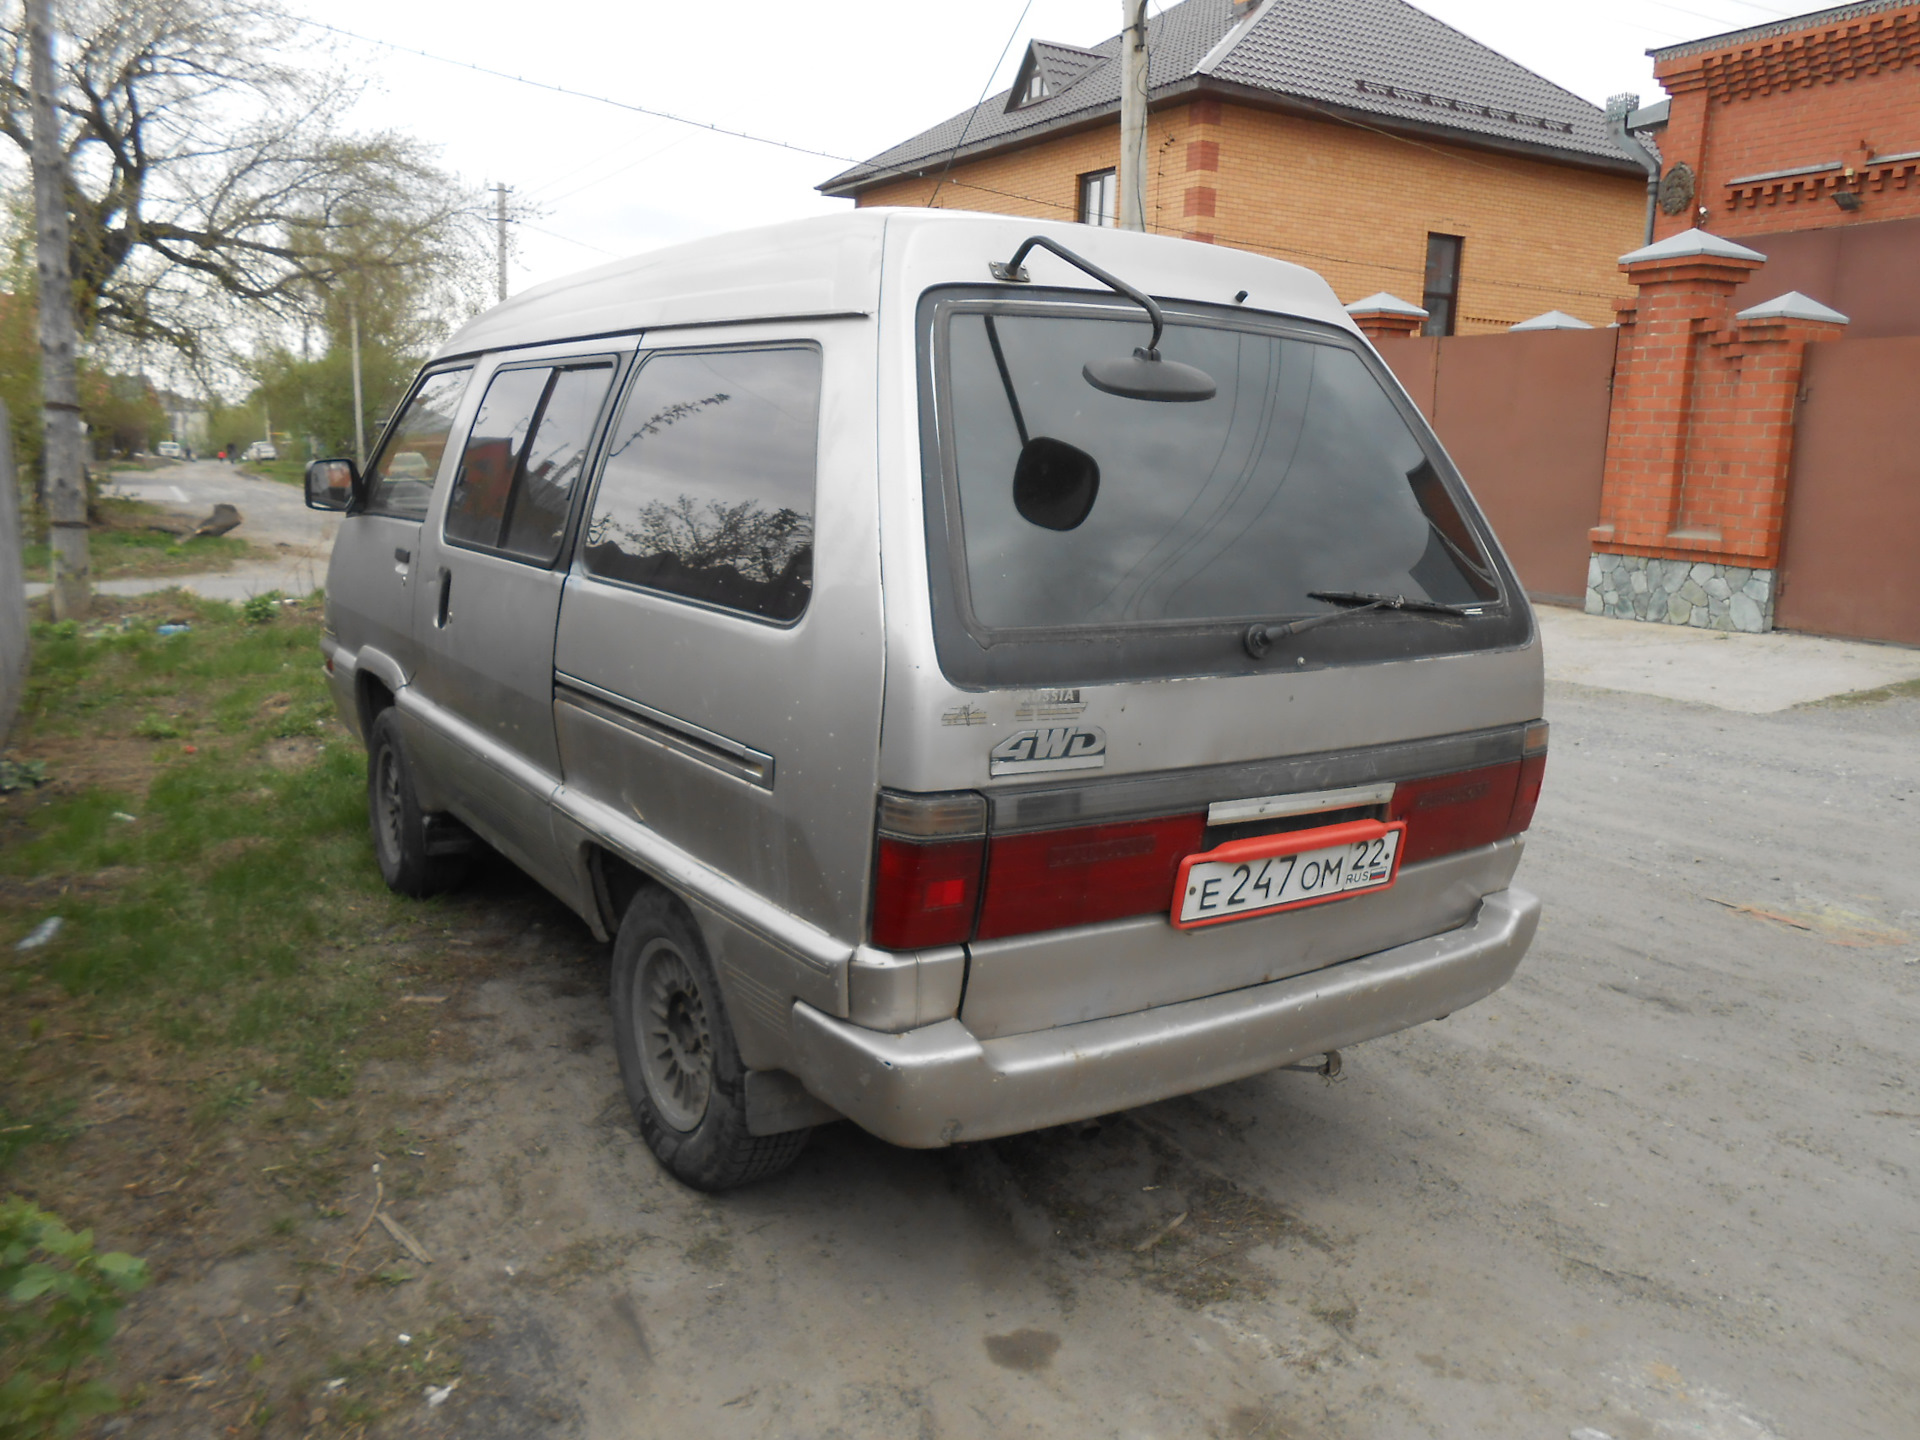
[789,887,1539,1147]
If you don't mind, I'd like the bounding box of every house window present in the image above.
[1421,234,1464,337]
[1021,68,1048,106]
[1079,169,1117,227]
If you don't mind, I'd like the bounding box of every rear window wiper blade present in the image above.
[1244,592,1472,658]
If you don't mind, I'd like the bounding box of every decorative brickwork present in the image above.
[1588,230,1849,631]
[1653,3,1920,239]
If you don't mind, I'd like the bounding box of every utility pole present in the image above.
[349,302,366,469]
[494,183,510,302]
[27,0,88,619]
[1117,0,1149,231]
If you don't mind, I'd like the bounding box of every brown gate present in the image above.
[1776,336,1920,645]
[1377,329,1617,604]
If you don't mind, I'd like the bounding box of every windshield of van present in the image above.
[939,308,1499,637]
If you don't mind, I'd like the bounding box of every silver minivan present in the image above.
[307,210,1545,1190]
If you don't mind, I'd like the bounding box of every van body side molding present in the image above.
[555,673,774,789]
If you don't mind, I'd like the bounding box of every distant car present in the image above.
[243,441,279,462]
[156,441,184,459]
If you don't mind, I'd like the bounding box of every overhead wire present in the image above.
[296,18,858,164]
[927,0,1039,207]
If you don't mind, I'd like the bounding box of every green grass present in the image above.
[1,594,435,1114]
[23,499,254,581]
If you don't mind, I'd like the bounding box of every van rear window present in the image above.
[922,296,1524,685]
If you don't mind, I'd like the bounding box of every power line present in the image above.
[929,0,1037,207]
[297,18,858,164]
[514,221,619,257]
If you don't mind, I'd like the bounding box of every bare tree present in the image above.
[0,0,487,362]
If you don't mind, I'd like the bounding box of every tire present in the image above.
[610,888,810,1191]
[366,709,466,898]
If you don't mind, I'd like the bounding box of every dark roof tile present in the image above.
[822,0,1633,195]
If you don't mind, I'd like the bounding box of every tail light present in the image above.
[1509,720,1550,834]
[975,813,1206,940]
[871,721,1548,950]
[869,790,986,949]
[1388,720,1549,863]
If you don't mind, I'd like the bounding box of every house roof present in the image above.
[821,0,1640,197]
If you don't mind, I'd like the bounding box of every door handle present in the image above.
[393,547,411,564]
[435,567,453,628]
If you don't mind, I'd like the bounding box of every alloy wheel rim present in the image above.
[634,938,712,1132]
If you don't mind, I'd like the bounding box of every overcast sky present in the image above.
[301,0,1790,297]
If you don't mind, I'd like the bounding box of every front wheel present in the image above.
[610,889,809,1191]
[366,709,466,898]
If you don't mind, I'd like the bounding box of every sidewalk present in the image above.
[1537,604,1920,713]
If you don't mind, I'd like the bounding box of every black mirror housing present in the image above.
[305,458,360,512]
[1013,437,1101,531]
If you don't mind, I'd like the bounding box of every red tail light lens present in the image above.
[871,835,986,949]
[1389,762,1522,864]
[870,789,988,949]
[975,813,1207,941]
[1389,722,1549,863]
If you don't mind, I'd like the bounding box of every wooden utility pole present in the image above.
[1117,0,1149,231]
[27,0,88,618]
[494,183,510,302]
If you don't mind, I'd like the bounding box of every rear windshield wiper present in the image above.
[1244,592,1473,658]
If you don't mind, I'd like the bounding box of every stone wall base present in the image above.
[1586,553,1775,632]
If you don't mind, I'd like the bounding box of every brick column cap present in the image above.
[1345,291,1427,319]
[1510,309,1594,331]
[1734,290,1849,326]
[1618,227,1766,266]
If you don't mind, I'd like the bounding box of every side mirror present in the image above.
[1013,436,1100,531]
[1083,347,1217,403]
[305,458,360,512]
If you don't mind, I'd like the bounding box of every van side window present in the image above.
[364,369,472,521]
[445,363,614,565]
[584,346,821,622]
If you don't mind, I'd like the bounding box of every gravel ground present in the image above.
[292,674,1915,1440]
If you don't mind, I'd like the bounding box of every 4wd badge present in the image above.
[989,725,1107,776]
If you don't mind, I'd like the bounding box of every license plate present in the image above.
[1173,819,1405,929]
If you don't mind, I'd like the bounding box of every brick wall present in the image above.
[854,100,1645,330]
[1655,3,1920,240]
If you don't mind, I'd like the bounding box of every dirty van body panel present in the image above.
[552,318,885,953]
[322,365,479,751]
[400,346,630,906]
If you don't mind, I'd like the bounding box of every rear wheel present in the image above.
[366,709,466,898]
[610,889,809,1190]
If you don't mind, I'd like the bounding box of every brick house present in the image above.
[1637,0,1920,337]
[820,0,1651,331]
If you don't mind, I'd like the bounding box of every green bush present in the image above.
[0,1198,148,1439]
[240,591,283,625]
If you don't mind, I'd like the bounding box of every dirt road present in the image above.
[180,672,1910,1440]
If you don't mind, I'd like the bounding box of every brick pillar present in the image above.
[1180,99,1223,244]
[1587,229,1849,631]
[1345,292,1427,341]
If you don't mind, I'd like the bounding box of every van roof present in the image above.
[433,208,1354,360]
